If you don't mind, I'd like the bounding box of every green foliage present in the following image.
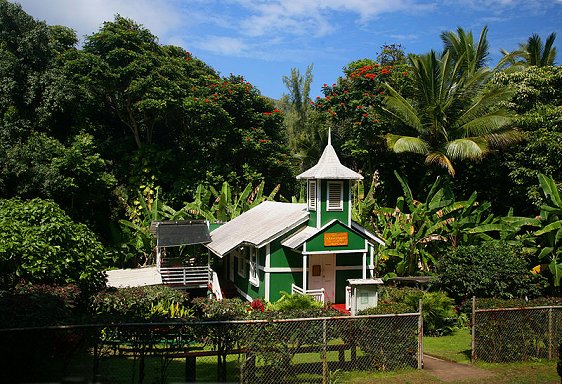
[365,287,459,336]
[0,198,106,292]
[534,174,562,286]
[89,285,192,322]
[370,172,493,276]
[266,292,324,312]
[382,46,519,176]
[0,283,81,328]
[436,240,542,301]
[191,297,248,320]
[357,302,412,315]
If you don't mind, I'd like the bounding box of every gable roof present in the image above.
[281,219,384,250]
[296,137,363,180]
[206,201,308,257]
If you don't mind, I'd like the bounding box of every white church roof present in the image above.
[206,201,308,257]
[296,135,363,180]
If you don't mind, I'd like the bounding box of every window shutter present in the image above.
[327,182,343,211]
[308,180,317,211]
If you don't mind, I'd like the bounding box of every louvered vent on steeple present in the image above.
[327,181,343,211]
[308,180,317,211]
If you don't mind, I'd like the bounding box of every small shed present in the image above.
[347,278,384,315]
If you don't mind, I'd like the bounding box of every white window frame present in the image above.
[308,180,317,211]
[237,249,246,277]
[327,181,343,211]
[249,247,259,287]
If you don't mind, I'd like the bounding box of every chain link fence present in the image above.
[472,298,562,363]
[0,312,421,383]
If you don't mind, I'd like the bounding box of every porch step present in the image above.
[219,281,239,299]
[331,304,350,315]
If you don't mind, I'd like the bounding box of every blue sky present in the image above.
[15,0,562,100]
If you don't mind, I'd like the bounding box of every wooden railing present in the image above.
[159,266,210,287]
[291,283,325,303]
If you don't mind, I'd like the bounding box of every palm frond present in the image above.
[425,152,456,176]
[454,86,514,128]
[386,134,429,154]
[456,110,514,137]
[382,83,423,132]
[485,130,524,148]
[445,138,487,160]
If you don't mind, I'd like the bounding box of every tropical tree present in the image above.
[280,64,326,171]
[382,49,521,176]
[440,26,490,76]
[501,32,557,67]
[369,172,493,276]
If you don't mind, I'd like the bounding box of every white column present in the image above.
[303,254,308,291]
[265,244,271,302]
[369,245,374,278]
[362,252,367,279]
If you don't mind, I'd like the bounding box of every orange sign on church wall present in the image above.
[324,232,348,247]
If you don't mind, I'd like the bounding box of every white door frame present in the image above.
[308,253,336,303]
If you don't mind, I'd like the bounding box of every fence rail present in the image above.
[0,313,422,383]
[158,266,210,287]
[471,297,562,364]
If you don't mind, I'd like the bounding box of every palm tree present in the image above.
[440,26,490,75]
[280,64,326,170]
[501,32,557,67]
[382,49,520,176]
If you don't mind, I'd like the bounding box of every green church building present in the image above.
[206,136,384,305]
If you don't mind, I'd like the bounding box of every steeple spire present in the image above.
[327,128,331,146]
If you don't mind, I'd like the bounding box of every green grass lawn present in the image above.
[424,327,472,363]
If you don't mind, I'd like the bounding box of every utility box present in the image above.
[347,278,384,316]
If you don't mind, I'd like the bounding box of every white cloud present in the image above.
[195,36,249,56]
[234,0,435,37]
[15,0,186,41]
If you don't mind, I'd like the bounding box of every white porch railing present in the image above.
[159,266,210,287]
[291,283,325,303]
[210,269,223,300]
[345,286,352,310]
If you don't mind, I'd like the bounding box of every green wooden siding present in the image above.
[270,225,306,268]
[308,208,317,228]
[269,272,302,302]
[305,221,366,253]
[319,180,350,226]
[335,269,362,303]
[233,256,265,300]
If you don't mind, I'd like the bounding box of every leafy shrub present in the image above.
[266,292,324,311]
[476,297,562,310]
[191,297,248,320]
[436,240,542,302]
[0,198,106,293]
[357,303,412,315]
[472,297,562,362]
[361,287,459,336]
[0,283,82,328]
[90,285,192,322]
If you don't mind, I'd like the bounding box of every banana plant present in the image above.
[534,174,562,286]
[370,171,492,276]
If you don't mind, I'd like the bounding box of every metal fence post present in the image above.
[549,306,553,360]
[471,296,476,365]
[322,318,327,384]
[418,298,423,369]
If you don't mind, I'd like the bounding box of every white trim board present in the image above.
[303,249,367,255]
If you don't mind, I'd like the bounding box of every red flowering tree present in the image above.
[314,56,420,203]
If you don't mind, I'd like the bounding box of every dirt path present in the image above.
[423,354,493,382]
